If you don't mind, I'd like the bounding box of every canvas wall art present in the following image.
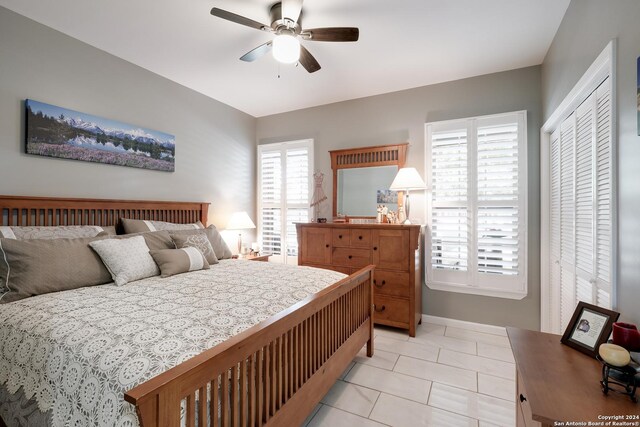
[25,99,175,172]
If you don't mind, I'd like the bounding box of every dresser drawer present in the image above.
[332,229,350,247]
[349,229,372,248]
[373,294,409,326]
[332,247,371,268]
[517,370,541,427]
[372,270,410,297]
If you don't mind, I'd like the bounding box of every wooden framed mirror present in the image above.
[330,143,408,218]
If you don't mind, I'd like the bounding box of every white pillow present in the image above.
[89,235,159,286]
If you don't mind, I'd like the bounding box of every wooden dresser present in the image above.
[507,327,638,426]
[296,222,422,336]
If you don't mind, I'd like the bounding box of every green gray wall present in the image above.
[0,7,256,228]
[257,66,543,329]
[542,0,640,326]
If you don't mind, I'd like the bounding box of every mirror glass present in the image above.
[337,166,398,216]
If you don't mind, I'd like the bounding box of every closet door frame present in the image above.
[540,40,617,333]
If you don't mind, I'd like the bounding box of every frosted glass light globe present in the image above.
[272,34,300,64]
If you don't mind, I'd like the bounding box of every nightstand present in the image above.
[232,254,272,262]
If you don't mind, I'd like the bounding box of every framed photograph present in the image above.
[25,99,175,172]
[561,301,620,358]
[376,189,398,204]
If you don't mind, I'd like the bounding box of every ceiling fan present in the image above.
[210,0,359,73]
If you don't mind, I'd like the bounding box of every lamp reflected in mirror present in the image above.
[389,167,426,224]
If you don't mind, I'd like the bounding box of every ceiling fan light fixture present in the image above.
[272,34,300,64]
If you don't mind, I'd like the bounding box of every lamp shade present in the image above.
[226,211,256,230]
[389,167,426,191]
[272,34,300,64]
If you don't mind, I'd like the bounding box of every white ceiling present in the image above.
[0,0,569,117]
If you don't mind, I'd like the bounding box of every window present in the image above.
[258,140,313,264]
[425,111,528,299]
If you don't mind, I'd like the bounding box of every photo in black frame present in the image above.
[561,301,620,358]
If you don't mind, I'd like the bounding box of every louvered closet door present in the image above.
[559,113,576,330]
[551,77,613,333]
[549,129,561,329]
[594,80,613,308]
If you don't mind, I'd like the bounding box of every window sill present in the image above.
[426,281,527,300]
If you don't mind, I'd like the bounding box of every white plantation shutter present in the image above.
[260,151,282,255]
[426,111,527,299]
[258,140,313,263]
[549,77,614,332]
[476,122,521,279]
[430,128,468,276]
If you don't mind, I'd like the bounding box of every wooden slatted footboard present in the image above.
[125,266,375,427]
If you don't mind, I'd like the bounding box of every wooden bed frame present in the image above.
[0,195,375,427]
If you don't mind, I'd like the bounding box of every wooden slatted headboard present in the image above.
[0,195,210,229]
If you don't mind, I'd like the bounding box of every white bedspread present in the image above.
[0,260,345,426]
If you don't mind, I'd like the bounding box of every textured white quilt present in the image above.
[0,260,345,426]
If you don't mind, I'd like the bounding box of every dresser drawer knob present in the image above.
[373,246,378,251]
[519,394,527,403]
[348,255,353,259]
[373,280,386,287]
[325,244,330,248]
[338,234,343,239]
[374,305,386,313]
[358,235,363,240]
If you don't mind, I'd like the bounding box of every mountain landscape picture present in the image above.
[25,99,175,171]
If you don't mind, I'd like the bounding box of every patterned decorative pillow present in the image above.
[0,235,113,303]
[0,225,116,240]
[89,236,159,286]
[149,247,210,277]
[170,225,233,260]
[171,233,219,265]
[121,218,204,234]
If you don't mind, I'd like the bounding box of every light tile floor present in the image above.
[303,320,516,427]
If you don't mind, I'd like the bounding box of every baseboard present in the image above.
[421,314,507,336]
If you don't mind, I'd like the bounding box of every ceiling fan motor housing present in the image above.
[269,2,302,35]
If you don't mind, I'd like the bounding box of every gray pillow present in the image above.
[0,235,113,303]
[150,247,210,277]
[170,225,232,260]
[89,236,159,286]
[171,233,219,265]
[121,218,204,234]
[0,225,116,240]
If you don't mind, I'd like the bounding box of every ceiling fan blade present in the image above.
[299,45,321,73]
[281,0,303,23]
[210,7,269,31]
[305,27,359,42]
[240,42,273,62]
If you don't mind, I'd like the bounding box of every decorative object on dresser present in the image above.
[508,327,637,427]
[25,99,176,172]
[330,143,408,219]
[296,222,422,336]
[389,167,427,224]
[560,301,620,358]
[225,211,256,255]
[310,171,328,222]
[613,322,640,352]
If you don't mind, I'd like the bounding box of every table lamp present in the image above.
[226,211,256,255]
[389,167,426,224]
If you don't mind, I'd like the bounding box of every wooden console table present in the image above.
[507,327,638,426]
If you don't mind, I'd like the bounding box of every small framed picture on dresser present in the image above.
[561,301,620,358]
